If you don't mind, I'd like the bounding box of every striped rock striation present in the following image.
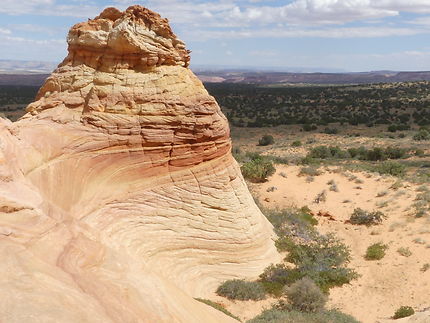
[0,5,279,323]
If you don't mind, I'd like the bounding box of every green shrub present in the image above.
[194,298,241,321]
[388,124,397,132]
[264,207,318,239]
[283,234,357,292]
[413,129,430,141]
[291,140,302,147]
[258,135,275,146]
[260,264,304,296]
[284,277,327,312]
[299,166,322,177]
[393,306,415,319]
[349,208,386,226]
[262,207,357,294]
[415,149,425,156]
[365,242,388,260]
[308,146,332,159]
[388,124,411,132]
[365,147,387,161]
[375,161,406,176]
[247,309,360,323]
[323,127,338,134]
[384,147,407,159]
[216,279,266,301]
[241,156,275,182]
[303,124,317,132]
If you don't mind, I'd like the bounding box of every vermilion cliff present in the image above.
[0,5,279,322]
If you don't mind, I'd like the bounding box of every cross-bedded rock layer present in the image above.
[0,6,279,322]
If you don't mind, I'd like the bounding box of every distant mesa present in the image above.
[0,5,279,323]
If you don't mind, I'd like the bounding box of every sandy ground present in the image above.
[247,165,430,323]
[210,164,430,322]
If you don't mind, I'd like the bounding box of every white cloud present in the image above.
[0,0,101,17]
[186,25,430,40]
[0,28,12,35]
[0,34,66,61]
[408,16,430,26]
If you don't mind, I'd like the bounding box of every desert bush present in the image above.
[393,306,415,319]
[283,233,357,292]
[384,147,408,160]
[262,207,357,293]
[421,263,430,272]
[258,135,275,146]
[365,147,387,161]
[265,207,318,239]
[323,127,338,134]
[329,182,339,192]
[216,279,266,301]
[303,124,317,132]
[365,242,388,260]
[260,263,302,297]
[241,156,275,183]
[291,140,302,147]
[194,298,241,321]
[374,161,406,176]
[284,277,327,312]
[376,190,388,197]
[308,146,332,159]
[299,166,322,177]
[413,129,430,141]
[314,191,327,204]
[415,149,425,156]
[397,247,412,257]
[247,309,360,323]
[307,146,407,161]
[307,145,348,159]
[349,208,386,226]
[388,124,410,132]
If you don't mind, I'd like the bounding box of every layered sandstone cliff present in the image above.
[0,6,279,323]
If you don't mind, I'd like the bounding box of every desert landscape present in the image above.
[0,2,430,323]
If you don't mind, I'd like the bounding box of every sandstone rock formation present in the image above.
[0,6,279,322]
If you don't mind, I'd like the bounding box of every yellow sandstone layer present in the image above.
[0,5,279,323]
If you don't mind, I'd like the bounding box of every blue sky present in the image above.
[1,0,430,72]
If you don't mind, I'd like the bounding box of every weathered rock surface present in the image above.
[0,6,279,322]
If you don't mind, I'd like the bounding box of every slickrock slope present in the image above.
[0,6,279,323]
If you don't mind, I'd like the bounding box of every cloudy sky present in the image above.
[1,0,430,72]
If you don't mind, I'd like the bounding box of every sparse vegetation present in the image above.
[392,306,415,319]
[194,298,241,321]
[299,166,322,177]
[207,82,430,128]
[365,242,388,260]
[262,207,357,295]
[291,140,302,147]
[349,208,386,226]
[413,129,430,141]
[240,154,276,183]
[216,279,266,301]
[304,145,408,162]
[284,277,327,312]
[258,135,275,146]
[397,247,412,257]
[247,309,360,323]
[374,161,406,177]
[421,263,430,272]
[314,191,327,203]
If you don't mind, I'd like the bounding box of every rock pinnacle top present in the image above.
[66,5,190,70]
